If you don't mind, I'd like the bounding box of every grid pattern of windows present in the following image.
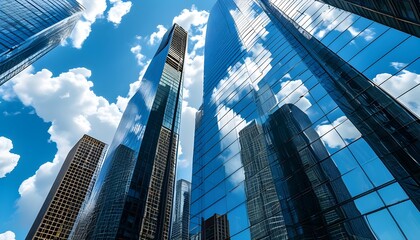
[0,0,82,85]
[317,0,420,37]
[27,135,106,240]
[190,0,420,239]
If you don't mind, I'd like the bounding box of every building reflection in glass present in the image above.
[315,0,420,37]
[266,103,373,239]
[239,120,287,240]
[201,214,231,240]
[260,0,420,210]
[190,0,420,239]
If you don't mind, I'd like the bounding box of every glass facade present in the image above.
[0,0,83,85]
[317,0,420,37]
[171,179,192,240]
[70,24,187,240]
[27,135,106,240]
[190,0,420,239]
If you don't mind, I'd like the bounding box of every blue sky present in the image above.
[1,0,420,239]
[0,0,215,239]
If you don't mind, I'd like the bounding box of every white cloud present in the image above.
[276,79,312,112]
[116,59,151,112]
[176,101,197,179]
[277,0,375,42]
[373,69,420,117]
[0,231,15,240]
[216,105,247,185]
[107,0,132,25]
[0,137,20,178]
[8,66,122,229]
[70,20,92,49]
[130,45,146,66]
[148,25,167,46]
[315,116,361,149]
[69,0,107,48]
[212,43,272,105]
[172,5,209,32]
[391,62,407,70]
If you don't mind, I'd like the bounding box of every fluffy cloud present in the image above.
[212,43,272,106]
[173,5,209,56]
[0,231,15,240]
[216,105,247,185]
[148,25,167,46]
[130,45,146,66]
[116,59,151,112]
[7,66,122,229]
[70,0,107,48]
[373,68,420,117]
[0,137,20,178]
[315,116,361,149]
[277,0,375,42]
[172,5,209,32]
[107,0,132,25]
[176,100,197,181]
[277,79,312,112]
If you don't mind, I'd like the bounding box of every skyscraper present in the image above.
[71,24,187,240]
[27,135,106,240]
[190,0,420,239]
[0,0,83,85]
[316,0,420,37]
[171,179,191,240]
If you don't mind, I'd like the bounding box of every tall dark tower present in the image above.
[27,135,106,240]
[0,0,83,85]
[71,24,187,240]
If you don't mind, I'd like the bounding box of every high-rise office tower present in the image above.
[171,179,191,240]
[0,0,83,85]
[316,0,420,37]
[201,214,230,240]
[71,24,187,240]
[190,0,420,239]
[27,135,106,240]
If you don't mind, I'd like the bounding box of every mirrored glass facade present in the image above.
[70,24,187,240]
[190,0,420,239]
[0,0,83,85]
[171,179,191,240]
[316,0,420,37]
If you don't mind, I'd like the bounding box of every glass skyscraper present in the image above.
[171,179,191,240]
[71,24,187,240]
[0,0,83,85]
[27,135,106,240]
[316,0,420,37]
[190,0,420,239]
